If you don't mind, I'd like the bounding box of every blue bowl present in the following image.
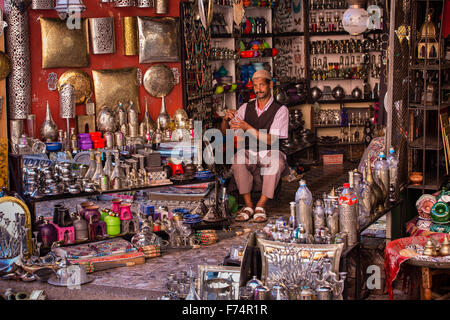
[45,142,62,152]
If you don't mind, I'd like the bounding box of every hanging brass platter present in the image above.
[57,70,93,105]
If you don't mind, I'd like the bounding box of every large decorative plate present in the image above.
[57,70,93,104]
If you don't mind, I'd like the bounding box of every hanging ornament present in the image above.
[342,0,369,35]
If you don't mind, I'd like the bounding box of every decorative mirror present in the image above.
[0,196,33,264]
[197,265,241,300]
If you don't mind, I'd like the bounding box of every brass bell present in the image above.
[440,237,450,256]
[423,239,436,256]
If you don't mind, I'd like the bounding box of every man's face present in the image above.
[253,77,272,100]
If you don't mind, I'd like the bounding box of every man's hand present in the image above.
[230,118,252,131]
[223,109,237,122]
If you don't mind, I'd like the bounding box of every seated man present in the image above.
[221,70,289,223]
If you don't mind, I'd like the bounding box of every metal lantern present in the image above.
[417,9,439,60]
[59,84,76,147]
[54,0,86,19]
[342,0,369,36]
[5,0,31,120]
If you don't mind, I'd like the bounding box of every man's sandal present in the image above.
[253,207,267,223]
[235,207,254,222]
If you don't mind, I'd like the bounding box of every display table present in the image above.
[385,234,450,300]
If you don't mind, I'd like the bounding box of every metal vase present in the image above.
[40,101,58,142]
[5,0,31,120]
[326,209,339,238]
[156,97,170,131]
[338,203,358,246]
[296,200,313,235]
[9,119,23,152]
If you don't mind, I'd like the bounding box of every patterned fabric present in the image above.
[194,230,218,245]
[384,234,449,300]
[406,217,450,237]
[61,238,137,260]
[357,136,385,174]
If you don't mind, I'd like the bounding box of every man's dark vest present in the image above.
[243,99,284,150]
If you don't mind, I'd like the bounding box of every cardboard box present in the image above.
[322,154,343,165]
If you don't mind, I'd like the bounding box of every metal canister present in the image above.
[104,132,114,149]
[326,210,339,237]
[111,175,122,190]
[316,287,332,300]
[129,123,138,138]
[254,286,270,301]
[132,154,145,170]
[115,131,124,148]
[299,287,313,300]
[339,203,358,246]
[100,174,110,191]
[313,199,326,230]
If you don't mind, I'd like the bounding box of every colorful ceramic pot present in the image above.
[83,206,100,223]
[409,172,423,185]
[431,202,450,224]
[104,214,121,236]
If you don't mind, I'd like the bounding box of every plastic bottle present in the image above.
[374,152,390,206]
[295,180,313,235]
[338,183,358,246]
[387,147,399,202]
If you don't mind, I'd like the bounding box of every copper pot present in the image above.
[409,172,423,185]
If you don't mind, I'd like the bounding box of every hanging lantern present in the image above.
[54,0,86,20]
[342,0,369,35]
[417,8,439,60]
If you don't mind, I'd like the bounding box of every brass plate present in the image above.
[143,64,174,98]
[137,17,180,64]
[92,67,140,114]
[58,70,93,105]
[0,51,11,80]
[40,17,90,69]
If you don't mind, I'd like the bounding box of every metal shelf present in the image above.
[314,98,378,104]
[211,33,233,38]
[314,124,366,128]
[273,32,305,37]
[408,102,450,110]
[309,29,383,36]
[409,62,450,70]
[26,178,215,204]
[408,136,443,150]
[318,141,365,146]
[236,33,273,38]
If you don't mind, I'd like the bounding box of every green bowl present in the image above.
[430,202,450,224]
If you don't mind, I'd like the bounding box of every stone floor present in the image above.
[0,162,409,300]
